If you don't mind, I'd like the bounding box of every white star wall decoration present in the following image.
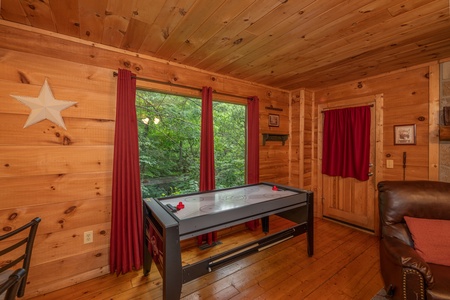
[11,79,77,130]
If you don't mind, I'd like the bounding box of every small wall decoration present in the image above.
[11,79,77,130]
[444,106,450,125]
[268,114,280,127]
[394,124,416,145]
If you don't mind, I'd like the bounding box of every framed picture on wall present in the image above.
[268,114,280,127]
[394,124,416,145]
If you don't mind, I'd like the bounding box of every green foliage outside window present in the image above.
[136,90,245,199]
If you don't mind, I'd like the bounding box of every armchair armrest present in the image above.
[381,235,434,286]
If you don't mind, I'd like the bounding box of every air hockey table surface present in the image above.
[161,183,298,218]
[148,182,309,238]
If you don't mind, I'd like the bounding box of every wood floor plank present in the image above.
[251,229,376,299]
[304,236,380,299]
[27,218,383,300]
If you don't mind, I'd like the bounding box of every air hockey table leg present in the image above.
[143,203,152,276]
[143,243,152,276]
[162,224,183,300]
[262,216,269,233]
[307,192,314,257]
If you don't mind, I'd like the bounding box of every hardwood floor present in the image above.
[28,217,383,300]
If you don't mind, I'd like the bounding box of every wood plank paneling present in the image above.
[290,88,314,193]
[0,146,113,177]
[139,0,196,55]
[231,0,382,79]
[315,66,429,101]
[78,0,108,43]
[2,1,450,90]
[17,0,56,31]
[28,247,110,295]
[169,0,255,63]
[48,0,80,37]
[1,172,112,208]
[1,199,111,244]
[0,25,118,294]
[0,22,291,297]
[120,18,151,52]
[314,65,433,199]
[0,116,114,146]
[429,63,440,179]
[155,0,229,58]
[0,0,29,24]
[184,0,289,69]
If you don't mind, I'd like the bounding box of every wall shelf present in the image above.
[262,133,289,145]
[440,125,450,141]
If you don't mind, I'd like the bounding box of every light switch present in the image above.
[386,160,394,169]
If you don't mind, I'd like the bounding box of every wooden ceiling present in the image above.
[1,0,450,90]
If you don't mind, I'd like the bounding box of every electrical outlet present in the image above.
[386,159,394,169]
[84,231,93,244]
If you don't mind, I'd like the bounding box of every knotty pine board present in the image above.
[0,116,115,146]
[77,0,109,44]
[0,145,113,177]
[1,173,112,208]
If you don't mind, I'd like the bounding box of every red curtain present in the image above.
[246,96,260,230]
[110,69,143,274]
[247,96,260,184]
[199,86,215,192]
[198,86,217,245]
[322,105,371,181]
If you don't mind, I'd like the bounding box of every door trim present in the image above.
[317,94,384,235]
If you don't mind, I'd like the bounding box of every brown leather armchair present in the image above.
[378,181,450,300]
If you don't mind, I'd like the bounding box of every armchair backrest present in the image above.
[378,181,450,245]
[0,217,41,298]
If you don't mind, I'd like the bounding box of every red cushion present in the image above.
[404,216,450,267]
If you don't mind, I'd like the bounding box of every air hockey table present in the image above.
[142,182,313,300]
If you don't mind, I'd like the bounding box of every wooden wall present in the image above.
[289,89,314,190]
[315,65,435,181]
[258,92,291,184]
[441,61,450,182]
[291,63,439,220]
[0,22,290,297]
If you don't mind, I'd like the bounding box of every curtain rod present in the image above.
[321,104,374,113]
[113,71,250,100]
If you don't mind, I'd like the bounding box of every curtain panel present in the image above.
[198,86,217,245]
[246,96,260,230]
[199,86,216,192]
[110,69,143,274]
[247,96,260,184]
[322,105,371,181]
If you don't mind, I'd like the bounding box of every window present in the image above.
[213,101,246,189]
[136,90,245,198]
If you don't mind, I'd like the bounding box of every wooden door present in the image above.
[319,95,383,232]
